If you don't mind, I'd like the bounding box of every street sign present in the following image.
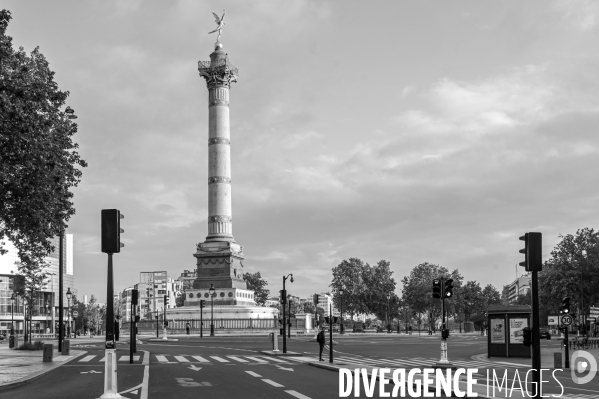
[73,310,79,318]
[548,316,558,326]
[587,317,597,323]
[561,314,573,326]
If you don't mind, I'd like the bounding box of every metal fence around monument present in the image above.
[122,318,307,334]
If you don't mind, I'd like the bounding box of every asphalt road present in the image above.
[2,334,597,399]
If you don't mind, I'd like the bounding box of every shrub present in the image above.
[16,340,45,350]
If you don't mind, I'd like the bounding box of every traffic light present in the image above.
[101,209,124,254]
[522,327,532,347]
[131,289,139,306]
[313,294,319,306]
[163,321,169,327]
[280,290,286,304]
[164,295,169,307]
[432,279,442,299]
[200,300,206,308]
[562,297,570,314]
[325,316,330,324]
[442,329,450,339]
[333,316,338,324]
[519,232,542,272]
[134,315,140,323]
[444,279,454,298]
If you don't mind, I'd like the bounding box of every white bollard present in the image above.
[162,327,168,340]
[99,349,122,398]
[273,331,279,352]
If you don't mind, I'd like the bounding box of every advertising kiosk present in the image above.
[487,305,531,358]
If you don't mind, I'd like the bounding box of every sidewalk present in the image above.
[473,346,599,369]
[0,341,86,390]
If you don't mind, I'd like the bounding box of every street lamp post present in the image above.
[580,250,587,335]
[66,287,72,338]
[209,284,216,336]
[10,293,15,336]
[387,293,391,333]
[287,296,292,338]
[339,288,344,334]
[282,274,294,353]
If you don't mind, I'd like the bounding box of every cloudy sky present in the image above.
[4,1,599,301]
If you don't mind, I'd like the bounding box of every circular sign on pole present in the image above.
[561,314,573,326]
[72,310,79,318]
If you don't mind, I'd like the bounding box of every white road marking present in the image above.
[244,356,268,363]
[259,356,287,363]
[262,379,284,387]
[174,356,190,362]
[53,355,73,362]
[202,382,212,386]
[210,356,229,362]
[227,355,249,362]
[79,355,95,362]
[285,390,312,399]
[245,371,262,377]
[191,356,210,362]
[156,355,169,363]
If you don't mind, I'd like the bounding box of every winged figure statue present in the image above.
[208,10,226,42]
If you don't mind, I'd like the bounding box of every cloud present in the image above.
[554,0,599,31]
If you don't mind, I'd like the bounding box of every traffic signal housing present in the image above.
[164,295,169,307]
[101,209,124,254]
[522,327,532,347]
[442,329,450,339]
[444,279,454,298]
[432,279,442,299]
[131,289,139,306]
[519,232,542,272]
[313,294,319,306]
[562,297,570,314]
[280,290,287,304]
[200,300,206,308]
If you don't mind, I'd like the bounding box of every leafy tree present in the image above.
[514,290,531,306]
[330,258,369,319]
[301,301,325,318]
[361,260,397,322]
[401,262,452,330]
[13,260,47,342]
[243,272,270,306]
[0,10,87,264]
[176,280,193,307]
[539,228,599,329]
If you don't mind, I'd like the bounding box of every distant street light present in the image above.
[209,284,216,336]
[387,293,391,333]
[66,287,72,338]
[339,288,345,334]
[282,274,294,353]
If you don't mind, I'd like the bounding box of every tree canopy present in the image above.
[0,10,87,264]
[243,271,270,306]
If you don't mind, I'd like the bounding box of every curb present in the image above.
[0,350,87,391]
[261,350,303,356]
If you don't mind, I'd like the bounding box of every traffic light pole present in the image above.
[130,301,135,364]
[200,303,204,338]
[101,253,120,398]
[564,326,569,368]
[282,281,286,354]
[531,271,541,398]
[329,304,333,363]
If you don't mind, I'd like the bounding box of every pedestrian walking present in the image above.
[408,325,412,335]
[186,322,191,335]
[317,326,326,361]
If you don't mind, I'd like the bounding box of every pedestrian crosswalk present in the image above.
[78,354,140,362]
[72,352,529,370]
[328,355,529,370]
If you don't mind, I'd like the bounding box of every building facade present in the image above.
[506,275,531,303]
[137,272,181,320]
[0,235,75,335]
